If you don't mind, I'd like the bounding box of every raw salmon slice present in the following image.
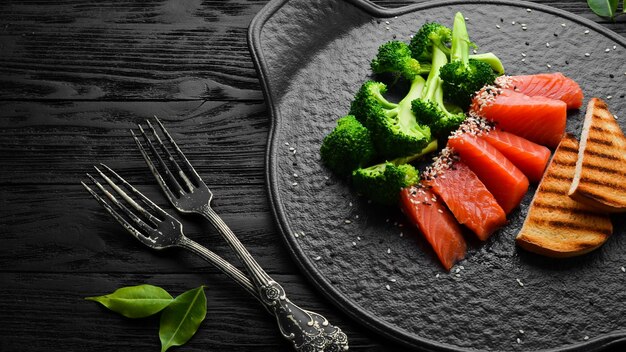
[497,73,583,109]
[448,133,529,214]
[470,88,567,148]
[400,183,467,271]
[426,161,506,241]
[481,130,551,183]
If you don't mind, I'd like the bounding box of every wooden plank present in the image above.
[0,184,304,274]
[0,100,269,185]
[0,0,266,101]
[0,272,390,351]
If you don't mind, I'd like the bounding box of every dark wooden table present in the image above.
[1,1,624,351]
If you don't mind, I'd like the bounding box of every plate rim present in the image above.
[247,0,626,350]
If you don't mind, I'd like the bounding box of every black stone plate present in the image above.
[248,0,626,350]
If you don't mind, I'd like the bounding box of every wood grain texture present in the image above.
[0,0,623,351]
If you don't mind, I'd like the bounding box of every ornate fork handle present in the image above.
[200,206,348,352]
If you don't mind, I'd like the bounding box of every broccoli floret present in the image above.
[320,115,375,177]
[411,41,466,136]
[371,41,431,80]
[349,79,431,160]
[350,140,436,205]
[439,13,499,109]
[352,163,419,205]
[409,22,452,61]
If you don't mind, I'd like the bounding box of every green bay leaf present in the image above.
[85,284,173,318]
[159,286,207,352]
[587,0,619,19]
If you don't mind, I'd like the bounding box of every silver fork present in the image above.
[83,164,348,352]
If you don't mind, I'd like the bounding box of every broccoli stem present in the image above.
[451,12,470,64]
[470,53,505,75]
[395,76,426,130]
[390,139,438,165]
[422,46,448,103]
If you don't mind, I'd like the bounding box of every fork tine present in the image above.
[146,120,195,193]
[86,172,157,235]
[97,163,169,221]
[153,116,204,186]
[132,129,180,204]
[81,180,155,245]
[137,124,185,197]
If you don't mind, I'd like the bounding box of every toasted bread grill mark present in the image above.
[582,163,625,175]
[586,137,613,147]
[583,149,621,161]
[531,202,608,218]
[558,145,579,154]
[551,159,577,167]
[527,218,611,235]
[579,175,626,190]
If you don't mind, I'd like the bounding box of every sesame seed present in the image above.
[519,330,525,334]
[437,209,443,213]
[512,21,516,25]
[613,45,617,50]
[459,266,464,269]
[605,48,611,53]
[384,20,389,25]
[355,215,359,219]
[621,266,625,272]
[385,284,391,290]
[547,64,552,68]
[349,202,353,206]
[389,278,397,282]
[324,176,329,180]
[288,147,294,151]
[455,268,461,273]
[473,49,478,54]
[607,95,613,99]
[385,26,390,30]
[455,274,461,277]
[435,273,440,278]
[285,142,290,146]
[521,58,526,62]
[561,23,566,27]
[496,25,501,29]
[584,30,590,34]
[387,248,391,254]
[293,173,298,177]
[584,336,589,341]
[292,182,298,186]
[294,232,299,238]
[522,26,527,31]
[516,278,524,287]
[526,8,532,12]
[546,42,550,47]
[357,236,361,240]
[585,53,590,57]
[352,241,357,246]
[517,338,522,344]
[614,115,619,120]
[465,17,469,21]
[521,53,526,57]
[345,219,351,224]
[313,255,321,261]
[399,232,403,237]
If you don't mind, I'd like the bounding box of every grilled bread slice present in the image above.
[516,134,612,257]
[569,98,626,212]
